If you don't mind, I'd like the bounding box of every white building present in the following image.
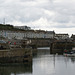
[14,26,31,30]
[55,34,69,40]
[0,30,55,39]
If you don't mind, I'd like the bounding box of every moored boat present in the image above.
[63,47,75,57]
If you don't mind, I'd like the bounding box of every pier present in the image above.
[50,39,75,54]
[0,48,32,63]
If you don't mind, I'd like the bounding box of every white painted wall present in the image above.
[0,30,55,39]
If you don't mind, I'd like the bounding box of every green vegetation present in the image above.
[0,24,24,31]
[0,24,13,30]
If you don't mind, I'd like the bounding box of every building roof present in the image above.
[56,34,69,35]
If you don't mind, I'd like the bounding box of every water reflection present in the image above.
[0,63,32,75]
[37,47,50,50]
[33,49,75,75]
[71,57,75,63]
[1,48,75,75]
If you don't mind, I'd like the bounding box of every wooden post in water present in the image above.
[50,43,53,54]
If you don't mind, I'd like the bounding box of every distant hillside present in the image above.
[0,24,24,31]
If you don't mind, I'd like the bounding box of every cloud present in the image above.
[0,0,75,35]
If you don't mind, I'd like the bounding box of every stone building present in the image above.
[71,34,75,40]
[55,34,69,40]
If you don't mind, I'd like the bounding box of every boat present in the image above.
[63,48,75,57]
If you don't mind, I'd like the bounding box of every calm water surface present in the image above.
[0,48,75,75]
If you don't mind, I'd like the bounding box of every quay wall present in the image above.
[0,48,32,63]
[50,41,75,54]
[29,38,53,47]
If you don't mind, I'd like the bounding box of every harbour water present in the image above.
[1,47,75,75]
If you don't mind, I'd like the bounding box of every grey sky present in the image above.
[0,0,75,35]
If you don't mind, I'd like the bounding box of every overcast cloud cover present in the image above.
[0,0,75,36]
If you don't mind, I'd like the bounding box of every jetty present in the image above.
[50,39,75,54]
[0,40,32,64]
[0,48,32,63]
